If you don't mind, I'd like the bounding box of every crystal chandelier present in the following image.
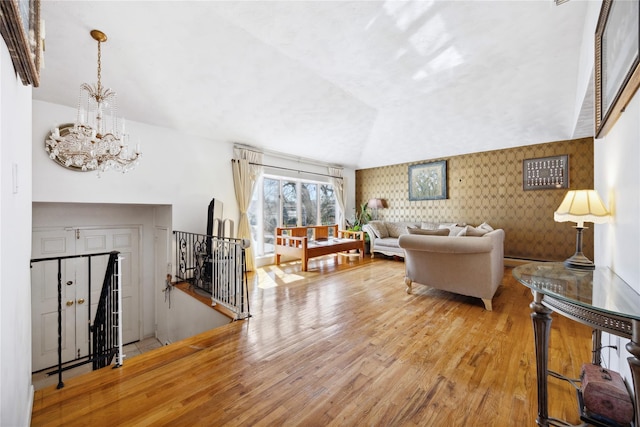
[46,29,141,173]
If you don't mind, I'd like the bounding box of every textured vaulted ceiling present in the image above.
[33,1,593,170]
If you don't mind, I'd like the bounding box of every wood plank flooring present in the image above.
[32,257,592,426]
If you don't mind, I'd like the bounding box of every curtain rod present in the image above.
[233,143,343,170]
[231,159,343,180]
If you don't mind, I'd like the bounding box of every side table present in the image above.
[513,262,640,427]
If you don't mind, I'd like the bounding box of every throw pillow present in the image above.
[439,224,465,236]
[386,222,412,238]
[438,222,458,228]
[465,225,489,236]
[367,220,389,238]
[477,222,494,231]
[420,222,439,230]
[408,228,449,236]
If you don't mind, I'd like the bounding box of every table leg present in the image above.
[530,291,553,427]
[626,319,640,427]
[592,329,602,366]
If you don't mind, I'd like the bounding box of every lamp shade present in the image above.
[554,190,610,228]
[367,198,384,209]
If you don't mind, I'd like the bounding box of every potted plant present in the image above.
[346,203,372,254]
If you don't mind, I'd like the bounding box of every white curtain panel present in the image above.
[328,167,345,229]
[232,147,263,271]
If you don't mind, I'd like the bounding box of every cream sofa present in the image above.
[362,221,422,257]
[398,228,505,311]
[363,220,482,258]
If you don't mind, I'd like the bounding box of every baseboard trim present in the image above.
[27,383,34,426]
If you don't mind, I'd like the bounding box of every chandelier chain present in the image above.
[96,39,102,96]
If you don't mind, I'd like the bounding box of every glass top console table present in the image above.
[513,262,640,427]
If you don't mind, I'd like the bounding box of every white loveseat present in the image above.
[363,220,489,258]
[398,228,505,311]
[362,221,424,257]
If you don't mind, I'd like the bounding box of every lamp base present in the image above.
[563,253,595,270]
[563,226,595,270]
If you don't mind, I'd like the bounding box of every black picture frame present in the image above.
[408,160,447,201]
[523,155,569,191]
[595,0,640,138]
[0,0,41,87]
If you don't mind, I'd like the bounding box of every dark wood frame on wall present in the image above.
[523,155,569,191]
[0,0,41,87]
[595,0,640,138]
[408,160,447,201]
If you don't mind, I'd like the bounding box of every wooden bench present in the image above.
[275,225,365,271]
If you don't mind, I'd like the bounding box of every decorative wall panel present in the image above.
[355,137,594,261]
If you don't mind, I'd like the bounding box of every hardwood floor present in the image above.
[32,257,592,426]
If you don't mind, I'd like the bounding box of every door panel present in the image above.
[74,254,108,359]
[78,228,140,345]
[31,230,76,371]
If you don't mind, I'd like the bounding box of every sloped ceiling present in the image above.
[33,0,593,169]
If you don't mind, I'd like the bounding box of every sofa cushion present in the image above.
[386,221,418,238]
[367,220,389,238]
[408,228,449,236]
[376,237,401,248]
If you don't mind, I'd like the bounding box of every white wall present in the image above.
[156,286,231,345]
[594,90,640,379]
[0,41,34,425]
[33,101,239,234]
[584,0,640,386]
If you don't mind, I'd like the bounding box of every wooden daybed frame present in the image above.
[275,224,365,271]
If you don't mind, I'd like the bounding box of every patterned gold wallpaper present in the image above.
[356,137,594,261]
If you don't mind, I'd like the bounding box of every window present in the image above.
[248,175,340,256]
[301,182,317,226]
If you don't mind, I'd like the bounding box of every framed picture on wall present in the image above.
[408,160,447,201]
[595,0,640,138]
[523,155,569,191]
[0,0,41,87]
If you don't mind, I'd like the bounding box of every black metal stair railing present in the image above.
[174,231,251,320]
[30,250,124,389]
[91,251,123,370]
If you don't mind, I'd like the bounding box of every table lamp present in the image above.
[554,189,610,270]
[367,198,384,220]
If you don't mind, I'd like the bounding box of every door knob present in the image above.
[77,298,85,305]
[66,300,74,306]
[66,281,73,286]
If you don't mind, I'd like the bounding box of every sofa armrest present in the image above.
[362,224,377,242]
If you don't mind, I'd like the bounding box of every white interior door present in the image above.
[31,227,141,372]
[77,228,140,345]
[31,230,77,371]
